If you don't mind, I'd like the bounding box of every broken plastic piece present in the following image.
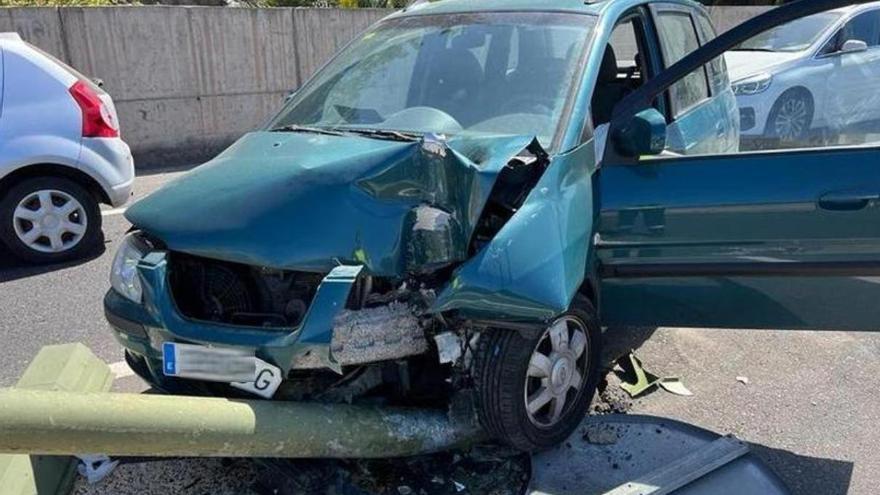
[293,265,365,374]
[76,455,119,484]
[617,352,692,398]
[434,331,463,365]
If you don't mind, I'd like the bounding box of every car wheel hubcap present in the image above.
[12,190,87,253]
[775,97,809,142]
[524,315,590,428]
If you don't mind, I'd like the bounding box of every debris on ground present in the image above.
[736,376,750,385]
[76,455,119,484]
[615,352,693,398]
[590,372,633,415]
[581,423,620,445]
[345,445,528,495]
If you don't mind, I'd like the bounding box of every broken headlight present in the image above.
[110,233,147,303]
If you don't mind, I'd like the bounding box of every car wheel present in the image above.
[0,176,102,263]
[767,88,814,146]
[473,295,601,451]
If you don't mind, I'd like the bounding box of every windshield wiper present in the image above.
[339,128,421,142]
[730,47,777,52]
[270,124,348,137]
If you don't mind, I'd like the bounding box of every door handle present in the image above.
[818,191,880,211]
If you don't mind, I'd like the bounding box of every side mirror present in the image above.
[840,39,868,55]
[613,108,667,158]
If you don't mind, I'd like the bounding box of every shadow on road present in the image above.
[750,443,853,495]
[0,239,107,284]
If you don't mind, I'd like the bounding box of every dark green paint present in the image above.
[613,108,668,158]
[126,132,540,278]
[294,264,363,373]
[432,143,597,322]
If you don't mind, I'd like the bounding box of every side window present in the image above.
[695,12,730,94]
[592,14,651,129]
[822,11,880,55]
[655,11,709,116]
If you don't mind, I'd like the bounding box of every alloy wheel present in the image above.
[773,96,810,142]
[524,315,591,428]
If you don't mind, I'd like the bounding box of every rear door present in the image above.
[597,0,880,331]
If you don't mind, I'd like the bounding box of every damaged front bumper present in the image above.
[104,253,429,387]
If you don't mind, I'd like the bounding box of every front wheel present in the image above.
[766,88,814,147]
[473,296,602,451]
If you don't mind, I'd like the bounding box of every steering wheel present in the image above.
[500,96,554,116]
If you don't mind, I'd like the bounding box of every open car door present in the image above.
[597,0,880,331]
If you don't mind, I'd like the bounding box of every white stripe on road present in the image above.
[102,207,128,217]
[109,360,135,379]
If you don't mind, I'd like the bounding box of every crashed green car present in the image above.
[106,0,879,451]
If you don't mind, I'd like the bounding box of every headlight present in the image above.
[732,73,772,96]
[110,233,147,303]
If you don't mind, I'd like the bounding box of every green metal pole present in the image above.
[0,388,484,458]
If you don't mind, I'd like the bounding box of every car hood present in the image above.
[725,50,803,83]
[126,131,545,277]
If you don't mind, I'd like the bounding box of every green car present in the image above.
[105,0,878,451]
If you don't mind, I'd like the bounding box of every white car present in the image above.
[726,3,880,149]
[0,33,134,263]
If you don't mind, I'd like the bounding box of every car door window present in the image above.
[655,11,709,117]
[695,12,730,95]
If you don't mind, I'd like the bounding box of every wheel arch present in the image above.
[0,163,111,205]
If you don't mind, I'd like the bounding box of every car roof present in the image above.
[0,32,24,45]
[399,0,605,15]
[394,0,703,17]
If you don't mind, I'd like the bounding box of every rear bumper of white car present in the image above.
[80,137,135,207]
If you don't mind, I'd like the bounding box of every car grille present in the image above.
[167,252,324,329]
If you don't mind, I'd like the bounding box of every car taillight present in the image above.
[68,80,119,138]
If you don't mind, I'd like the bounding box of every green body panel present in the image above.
[126,132,539,278]
[295,264,364,372]
[598,146,880,330]
[433,142,597,322]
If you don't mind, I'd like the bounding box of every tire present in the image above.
[473,295,602,451]
[766,88,814,147]
[0,176,102,263]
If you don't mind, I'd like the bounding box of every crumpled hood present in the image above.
[126,131,543,277]
[724,50,802,83]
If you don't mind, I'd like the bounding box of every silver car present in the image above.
[0,33,134,263]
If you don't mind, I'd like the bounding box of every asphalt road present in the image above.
[0,168,187,390]
[1,167,879,494]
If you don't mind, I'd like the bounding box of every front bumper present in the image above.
[104,251,396,389]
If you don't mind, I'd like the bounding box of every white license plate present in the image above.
[163,342,282,398]
[163,342,256,382]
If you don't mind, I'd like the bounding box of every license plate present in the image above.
[162,342,282,399]
[163,342,256,382]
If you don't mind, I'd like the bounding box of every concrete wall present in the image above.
[1,6,770,168]
[0,6,388,167]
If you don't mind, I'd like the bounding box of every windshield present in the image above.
[269,12,595,148]
[734,12,842,52]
